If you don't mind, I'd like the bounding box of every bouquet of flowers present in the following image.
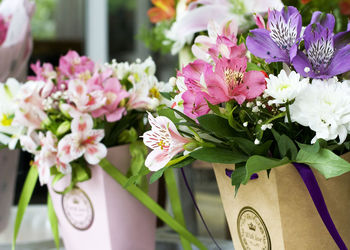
[142,5,350,247]
[0,51,173,187]
[143,2,350,188]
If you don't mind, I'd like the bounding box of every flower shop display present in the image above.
[4,51,206,250]
[142,4,350,249]
[0,0,34,234]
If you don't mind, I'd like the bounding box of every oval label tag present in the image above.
[62,187,94,231]
[237,206,271,250]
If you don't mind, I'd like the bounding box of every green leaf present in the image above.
[150,168,168,184]
[157,107,181,123]
[247,62,262,71]
[243,156,290,184]
[99,158,206,250]
[172,108,197,125]
[272,130,298,160]
[296,140,324,153]
[190,147,248,164]
[164,169,192,250]
[205,100,223,117]
[47,194,60,250]
[296,148,350,179]
[197,114,237,138]
[160,92,175,100]
[227,108,245,132]
[12,167,38,250]
[231,167,246,186]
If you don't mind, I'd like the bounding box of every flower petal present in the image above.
[71,114,94,135]
[84,143,107,165]
[326,45,350,77]
[145,149,173,171]
[246,29,289,63]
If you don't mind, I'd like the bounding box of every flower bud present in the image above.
[56,121,71,136]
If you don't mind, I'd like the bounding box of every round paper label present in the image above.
[237,207,271,250]
[62,187,94,230]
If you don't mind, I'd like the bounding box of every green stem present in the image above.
[12,167,38,250]
[99,158,207,250]
[285,103,292,124]
[164,169,192,250]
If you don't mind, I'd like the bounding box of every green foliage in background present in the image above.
[31,0,57,39]
[138,21,174,54]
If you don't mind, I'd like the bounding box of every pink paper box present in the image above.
[49,144,158,250]
[0,149,19,232]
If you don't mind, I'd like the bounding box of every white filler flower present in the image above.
[265,70,309,105]
[290,78,350,144]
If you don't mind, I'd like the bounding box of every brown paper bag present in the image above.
[213,152,350,250]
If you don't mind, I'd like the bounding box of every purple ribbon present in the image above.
[292,162,347,250]
[180,168,222,250]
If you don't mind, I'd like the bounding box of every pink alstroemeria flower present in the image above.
[58,114,107,165]
[192,19,239,61]
[58,50,95,79]
[28,61,56,81]
[87,69,129,122]
[205,56,266,104]
[143,112,190,171]
[182,90,211,119]
[67,79,106,113]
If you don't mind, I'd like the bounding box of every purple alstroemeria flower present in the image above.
[292,12,350,79]
[246,6,302,64]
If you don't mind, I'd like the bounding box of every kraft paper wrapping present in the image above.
[48,144,158,250]
[213,152,350,250]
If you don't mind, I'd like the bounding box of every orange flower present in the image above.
[148,0,175,23]
[340,0,350,15]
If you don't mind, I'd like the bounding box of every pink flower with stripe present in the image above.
[142,112,190,171]
[58,114,107,165]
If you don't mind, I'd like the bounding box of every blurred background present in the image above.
[6,0,229,248]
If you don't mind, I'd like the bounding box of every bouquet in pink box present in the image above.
[3,51,206,250]
[142,3,350,249]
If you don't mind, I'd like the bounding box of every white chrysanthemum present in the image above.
[290,79,350,144]
[265,70,309,105]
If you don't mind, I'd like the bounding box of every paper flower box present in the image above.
[213,153,350,250]
[48,145,158,250]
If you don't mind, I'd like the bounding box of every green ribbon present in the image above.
[12,166,38,250]
[164,168,192,250]
[99,158,207,250]
[47,194,60,250]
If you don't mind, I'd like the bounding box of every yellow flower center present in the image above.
[158,140,166,150]
[1,114,13,126]
[149,87,160,99]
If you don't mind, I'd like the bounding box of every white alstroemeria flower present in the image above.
[36,131,71,185]
[290,79,350,144]
[265,70,309,105]
[58,114,107,165]
[0,78,24,148]
[142,112,190,171]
